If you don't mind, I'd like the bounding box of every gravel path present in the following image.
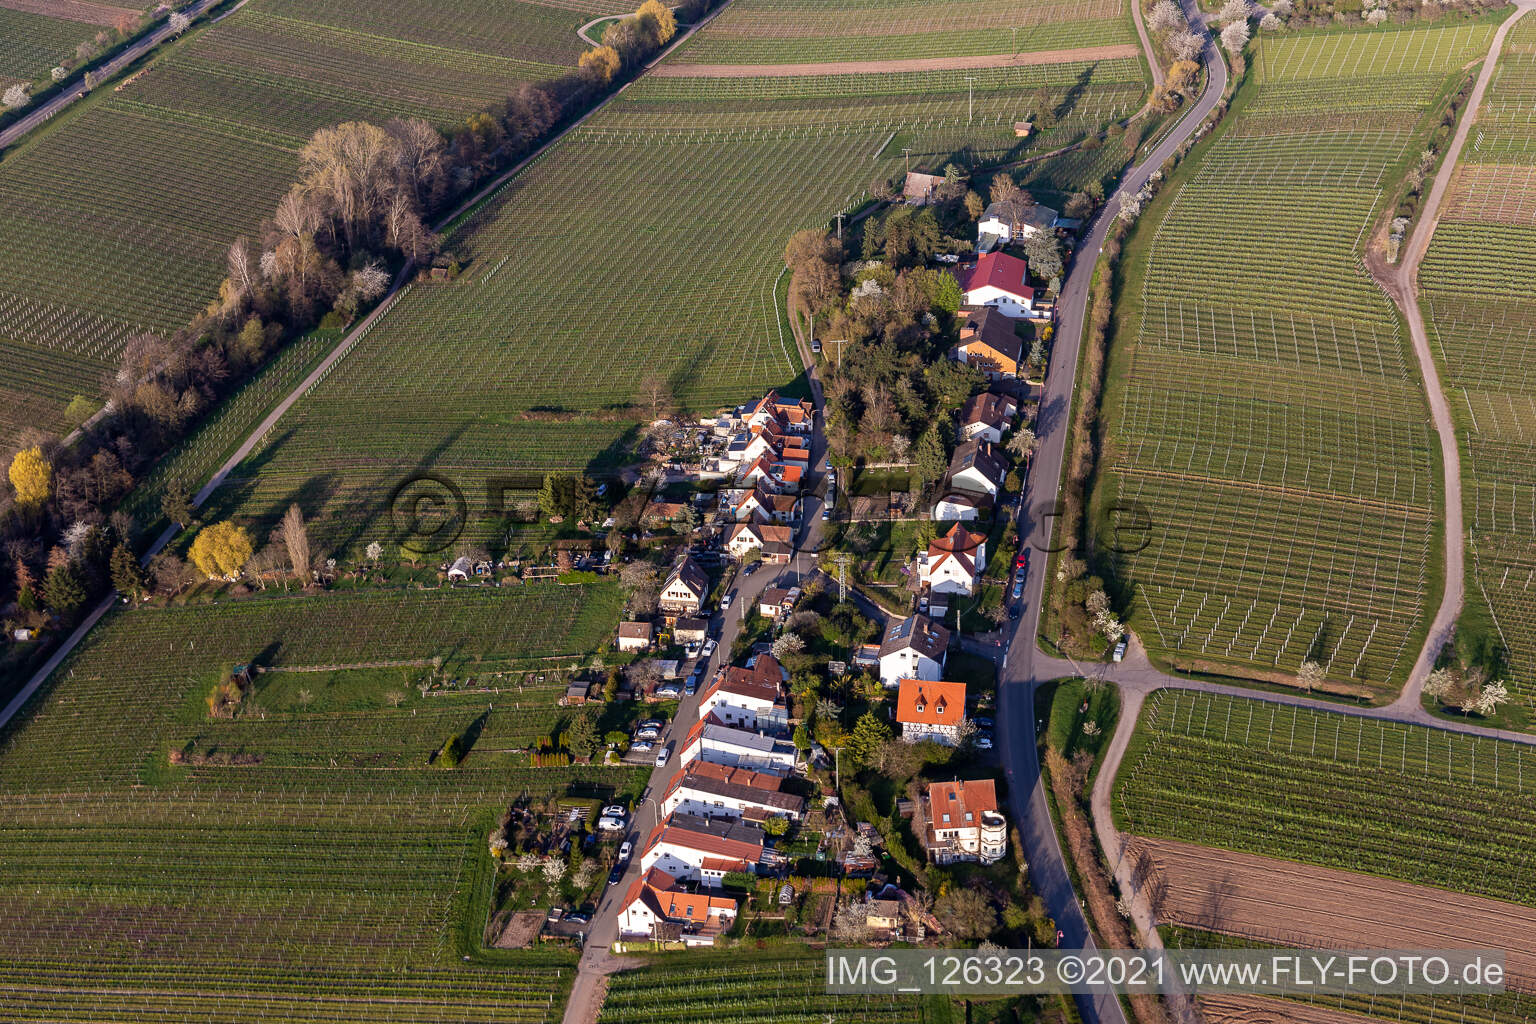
[652,43,1143,77]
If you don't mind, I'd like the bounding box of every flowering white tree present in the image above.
[1086,590,1125,643]
[352,262,390,303]
[541,857,566,883]
[1149,0,1185,32]
[51,66,67,82]
[365,540,384,562]
[1118,194,1142,222]
[168,10,190,33]
[1296,660,1325,693]
[771,631,805,661]
[1220,20,1250,56]
[1170,29,1204,62]
[2,85,29,110]
[1218,0,1253,23]
[1468,679,1509,717]
[488,832,508,859]
[1259,12,1283,30]
[1008,427,1037,459]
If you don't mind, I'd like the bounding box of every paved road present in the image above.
[0,0,745,742]
[994,5,1225,1024]
[0,0,227,152]
[1379,0,1533,715]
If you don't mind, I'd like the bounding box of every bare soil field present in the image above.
[0,0,140,25]
[1127,837,1536,990]
[1200,994,1383,1024]
[650,43,1141,77]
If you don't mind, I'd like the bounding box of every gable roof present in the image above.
[878,614,951,661]
[664,556,709,597]
[706,655,785,706]
[618,621,654,640]
[896,679,967,727]
[927,523,984,578]
[960,392,1015,433]
[647,811,766,863]
[948,439,1007,488]
[665,761,805,815]
[624,867,738,926]
[959,252,1032,301]
[958,307,1023,364]
[926,778,999,828]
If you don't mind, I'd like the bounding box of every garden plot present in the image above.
[1421,13,1536,709]
[1096,23,1494,686]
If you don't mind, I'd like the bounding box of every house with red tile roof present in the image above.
[639,812,766,886]
[895,679,967,746]
[922,779,1007,865]
[617,867,738,945]
[725,522,794,564]
[698,654,786,731]
[660,760,806,822]
[919,522,986,597]
[956,252,1034,317]
[958,392,1017,445]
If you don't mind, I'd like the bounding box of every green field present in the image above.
[204,5,1149,557]
[1094,23,1498,687]
[599,950,932,1022]
[0,5,97,85]
[673,0,1134,64]
[1421,15,1536,710]
[0,0,630,442]
[0,584,638,1022]
[1114,689,1536,908]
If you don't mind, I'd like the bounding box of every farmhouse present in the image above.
[618,867,738,945]
[660,760,806,822]
[958,392,1017,445]
[952,307,1023,379]
[725,522,794,564]
[895,679,967,746]
[659,557,709,616]
[919,523,986,596]
[698,654,787,731]
[681,718,799,775]
[639,812,767,886]
[921,779,1007,865]
[902,170,946,205]
[878,614,950,688]
[956,252,1034,317]
[617,621,654,652]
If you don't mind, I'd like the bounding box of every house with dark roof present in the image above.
[617,621,654,652]
[659,556,709,616]
[977,201,1058,248]
[877,614,950,688]
[953,307,1024,379]
[698,654,786,731]
[933,439,1008,522]
[725,522,794,564]
[639,812,767,886]
[958,392,1017,445]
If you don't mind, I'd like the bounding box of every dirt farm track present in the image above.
[1128,837,1536,990]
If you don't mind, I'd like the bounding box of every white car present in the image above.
[602,805,627,820]
[975,735,994,751]
[631,740,654,753]
[655,744,671,768]
[617,841,633,863]
[597,815,625,832]
[701,639,717,659]
[634,726,660,741]
[721,594,733,611]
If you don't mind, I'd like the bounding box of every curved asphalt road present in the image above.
[994,5,1225,1024]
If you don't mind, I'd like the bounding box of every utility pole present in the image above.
[835,553,850,604]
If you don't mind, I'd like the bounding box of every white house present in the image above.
[639,812,766,886]
[698,654,787,731]
[617,621,654,652]
[931,489,988,522]
[958,392,1017,445]
[919,523,986,596]
[732,486,799,524]
[681,718,798,776]
[447,557,473,581]
[922,779,1007,865]
[877,614,950,688]
[956,252,1034,318]
[659,556,709,616]
[660,761,806,822]
[725,522,794,564]
[618,867,738,945]
[896,679,967,746]
[947,439,1007,499]
[977,201,1058,249]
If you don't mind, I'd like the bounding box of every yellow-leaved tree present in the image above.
[7,446,51,506]
[636,0,676,46]
[189,521,254,581]
[578,45,621,85]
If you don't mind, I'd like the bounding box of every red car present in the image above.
[1014,548,1030,570]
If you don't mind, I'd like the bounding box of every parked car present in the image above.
[618,840,633,862]
[655,743,672,767]
[701,639,717,659]
[656,683,682,699]
[1113,638,1128,662]
[1009,604,1021,619]
[975,735,994,751]
[685,670,701,696]
[602,804,627,819]
[685,640,702,657]
[608,866,625,886]
[630,740,654,753]
[1014,566,1027,585]
[565,912,590,925]
[634,726,661,741]
[1010,579,1024,600]
[821,502,831,520]
[597,815,625,832]
[721,593,734,610]
[742,561,757,576]
[1014,549,1030,570]
[638,720,663,731]
[972,716,994,730]
[811,340,821,354]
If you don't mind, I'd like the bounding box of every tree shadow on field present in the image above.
[334,423,471,560]
[1054,65,1096,123]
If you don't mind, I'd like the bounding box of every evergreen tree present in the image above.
[110,543,147,600]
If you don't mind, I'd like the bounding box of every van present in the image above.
[1112,638,1128,663]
